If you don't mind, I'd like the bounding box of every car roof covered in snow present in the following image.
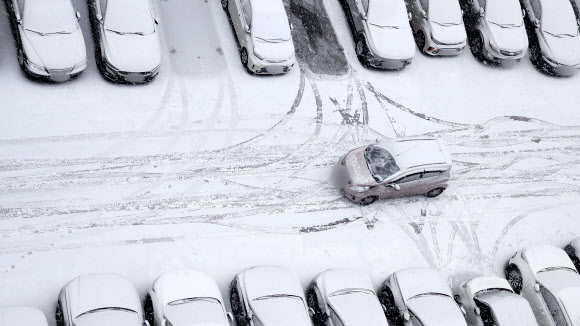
[317,269,375,296]
[153,270,224,307]
[0,306,49,326]
[465,276,512,295]
[241,266,305,301]
[379,138,449,170]
[522,244,577,274]
[394,267,453,302]
[65,273,141,318]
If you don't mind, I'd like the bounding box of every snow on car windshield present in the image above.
[104,0,155,35]
[485,0,523,27]
[367,0,409,28]
[429,0,463,25]
[23,0,77,34]
[250,296,310,325]
[541,0,579,37]
[364,145,400,182]
[165,298,226,326]
[252,2,292,42]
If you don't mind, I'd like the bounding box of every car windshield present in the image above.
[164,298,226,326]
[364,145,400,182]
[252,9,292,42]
[474,288,513,298]
[23,0,77,35]
[486,0,523,27]
[74,308,139,326]
[250,295,309,326]
[104,0,155,35]
[367,0,409,29]
[541,0,579,37]
[429,0,463,25]
[408,292,450,301]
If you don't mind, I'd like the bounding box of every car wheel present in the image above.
[144,294,155,326]
[379,285,403,326]
[355,36,367,64]
[415,30,426,53]
[529,44,540,64]
[221,0,228,11]
[505,264,523,294]
[359,196,378,206]
[55,301,64,326]
[470,32,484,61]
[307,289,323,326]
[17,48,24,67]
[425,188,445,198]
[231,288,248,326]
[565,245,580,273]
[240,48,249,68]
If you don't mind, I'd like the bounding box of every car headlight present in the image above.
[26,59,45,72]
[348,186,371,192]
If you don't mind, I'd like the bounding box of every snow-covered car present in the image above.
[88,0,161,83]
[506,244,580,326]
[333,137,452,205]
[459,0,528,64]
[5,0,87,82]
[456,276,539,326]
[0,306,49,326]
[378,267,468,326]
[307,269,389,326]
[144,270,233,326]
[521,0,580,76]
[406,0,467,56]
[56,273,148,326]
[565,237,580,272]
[230,266,313,326]
[340,0,415,70]
[222,0,296,74]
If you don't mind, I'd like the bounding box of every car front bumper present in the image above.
[24,60,86,82]
[538,55,579,77]
[483,44,526,64]
[425,38,466,56]
[248,55,295,75]
[103,61,160,83]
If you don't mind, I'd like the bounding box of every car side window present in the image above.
[477,0,486,9]
[15,0,24,15]
[397,173,423,184]
[422,171,443,179]
[360,0,369,13]
[530,0,542,20]
[252,316,264,326]
[420,0,429,11]
[540,286,567,326]
[241,0,252,28]
[476,302,496,326]
[330,308,345,326]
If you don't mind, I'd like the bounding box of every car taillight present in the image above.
[427,47,435,52]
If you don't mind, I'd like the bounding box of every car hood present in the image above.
[250,297,311,326]
[407,296,467,326]
[343,147,376,186]
[367,24,415,60]
[430,22,467,45]
[488,23,528,52]
[253,39,295,62]
[103,31,161,72]
[22,29,86,70]
[544,33,580,66]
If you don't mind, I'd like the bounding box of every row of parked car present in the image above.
[3,239,580,326]
[4,0,161,83]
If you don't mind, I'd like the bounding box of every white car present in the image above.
[406,0,468,56]
[307,269,389,326]
[0,306,49,326]
[88,0,162,83]
[56,273,148,326]
[378,267,468,326]
[6,0,87,82]
[456,276,539,326]
[230,266,312,326]
[506,245,580,326]
[222,0,296,74]
[145,270,233,326]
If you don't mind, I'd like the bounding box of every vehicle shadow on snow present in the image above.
[283,0,349,76]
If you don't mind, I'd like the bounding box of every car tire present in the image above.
[505,264,523,294]
[144,294,155,326]
[426,188,445,198]
[355,35,368,65]
[307,289,323,326]
[55,301,64,326]
[470,32,484,61]
[379,285,403,326]
[529,44,540,64]
[565,245,580,273]
[415,30,426,53]
[17,48,24,67]
[221,0,228,11]
[231,288,249,326]
[359,196,378,205]
[240,48,249,69]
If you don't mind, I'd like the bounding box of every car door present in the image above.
[418,170,445,193]
[386,172,423,198]
[238,0,252,48]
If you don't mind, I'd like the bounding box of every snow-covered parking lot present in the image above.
[1,0,580,323]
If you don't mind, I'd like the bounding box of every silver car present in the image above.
[230,266,313,326]
[307,269,389,326]
[460,0,528,64]
[334,137,452,205]
[456,276,539,326]
[88,0,162,83]
[6,0,87,82]
[521,0,580,76]
[222,0,296,74]
[406,0,467,56]
[506,245,580,326]
[0,307,49,326]
[378,267,468,326]
[56,273,149,326]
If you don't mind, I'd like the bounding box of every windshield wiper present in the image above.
[489,21,521,28]
[544,30,577,38]
[78,307,135,317]
[255,36,289,43]
[254,294,301,301]
[370,23,400,29]
[432,21,461,27]
[106,29,145,35]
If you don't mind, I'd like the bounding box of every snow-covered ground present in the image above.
[1,0,580,323]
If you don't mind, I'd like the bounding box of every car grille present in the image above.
[500,49,523,56]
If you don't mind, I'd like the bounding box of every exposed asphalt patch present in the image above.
[284,0,349,76]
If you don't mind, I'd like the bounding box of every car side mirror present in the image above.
[143,321,150,326]
[361,11,367,20]
[421,10,427,18]
[408,11,412,20]
[381,304,388,312]
[534,283,540,292]
[96,13,103,22]
[479,7,484,17]
[16,17,22,25]
[403,311,410,321]
[155,17,160,25]
[307,307,315,316]
[533,19,539,28]
[522,8,526,18]
[245,25,250,34]
[226,312,234,322]
[474,307,481,316]
[453,295,461,304]
[290,22,294,31]
[76,11,81,20]
[388,184,401,191]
